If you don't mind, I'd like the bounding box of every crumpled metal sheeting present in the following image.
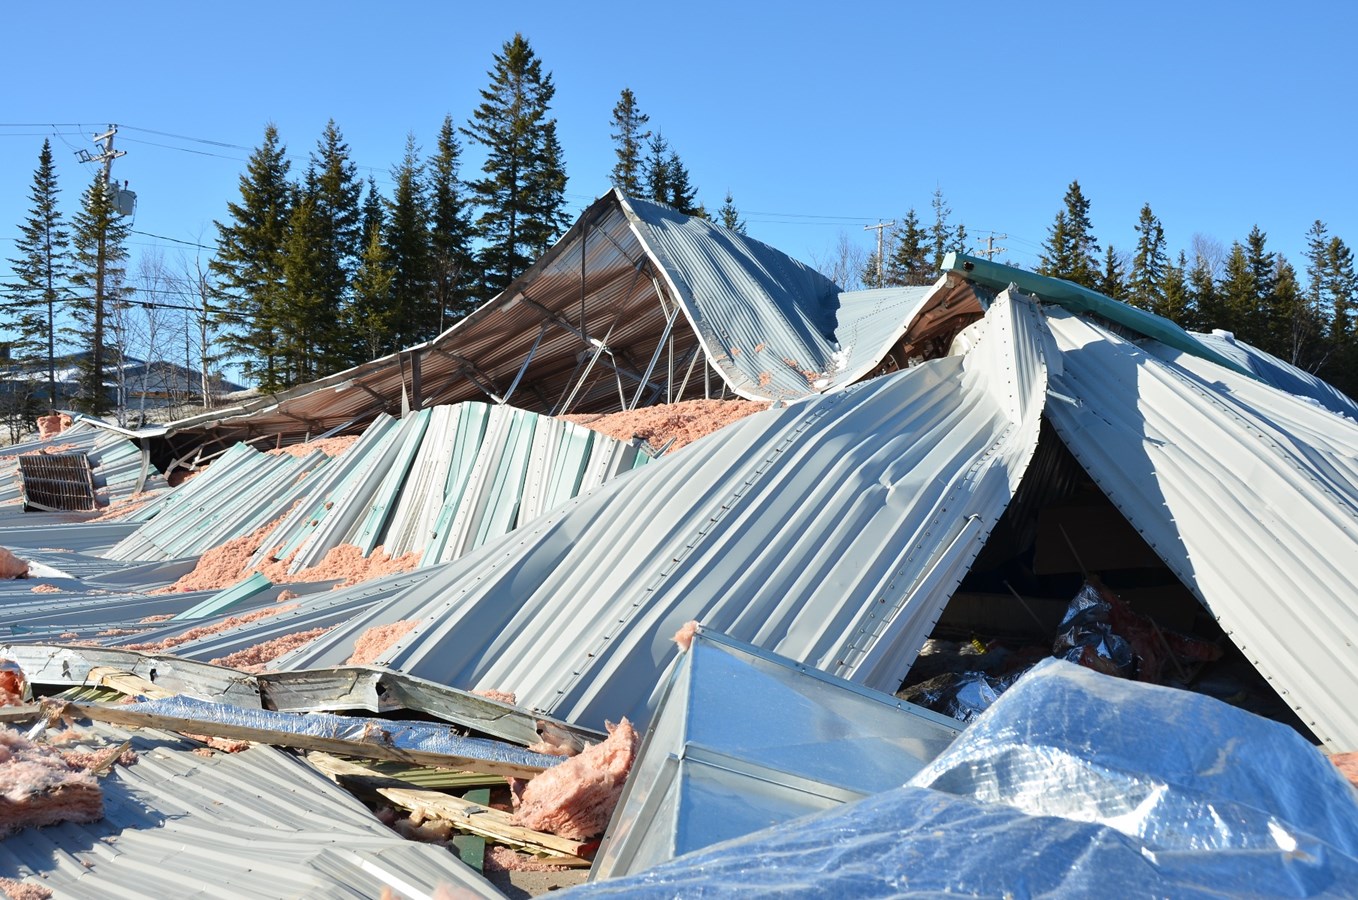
[103,443,329,562]
[569,660,1358,899]
[591,629,958,880]
[0,420,160,508]
[121,694,564,770]
[625,196,943,401]
[0,723,501,899]
[277,290,1051,732]
[1184,329,1358,419]
[913,660,1358,857]
[1044,308,1358,751]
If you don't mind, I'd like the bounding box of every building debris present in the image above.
[0,727,104,838]
[0,202,1355,896]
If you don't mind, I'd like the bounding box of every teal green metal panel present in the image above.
[173,571,274,620]
[351,409,433,555]
[941,253,1255,379]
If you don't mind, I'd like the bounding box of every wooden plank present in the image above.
[57,701,548,780]
[0,703,42,724]
[86,666,176,700]
[306,752,591,866]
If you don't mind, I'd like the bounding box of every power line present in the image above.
[130,230,216,250]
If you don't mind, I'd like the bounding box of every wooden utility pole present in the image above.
[864,220,894,287]
[76,126,127,413]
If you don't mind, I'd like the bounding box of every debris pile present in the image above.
[511,718,640,840]
[0,728,104,837]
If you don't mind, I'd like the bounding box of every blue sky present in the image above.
[3,0,1356,342]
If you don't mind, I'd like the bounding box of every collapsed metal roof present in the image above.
[270,288,1052,727]
[147,191,985,461]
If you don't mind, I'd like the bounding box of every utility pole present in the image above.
[75,125,126,416]
[864,220,894,288]
[976,231,1008,261]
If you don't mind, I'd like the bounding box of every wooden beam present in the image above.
[306,753,590,865]
[57,701,548,780]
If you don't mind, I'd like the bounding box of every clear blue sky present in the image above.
[3,0,1356,345]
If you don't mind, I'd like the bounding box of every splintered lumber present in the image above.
[85,667,176,700]
[306,752,592,866]
[0,704,42,725]
[54,701,548,780]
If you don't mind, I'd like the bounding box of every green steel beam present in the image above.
[941,252,1256,379]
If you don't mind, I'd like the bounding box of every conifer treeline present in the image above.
[863,180,1358,398]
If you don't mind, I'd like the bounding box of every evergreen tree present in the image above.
[1269,256,1312,367]
[609,88,650,195]
[384,133,434,347]
[1129,203,1168,314]
[1099,245,1128,301]
[360,176,383,248]
[1322,235,1357,394]
[1039,180,1099,288]
[717,190,746,234]
[350,221,396,363]
[68,172,132,414]
[1161,251,1193,325]
[278,176,333,384]
[5,139,69,408]
[211,124,293,390]
[1217,241,1256,340]
[1189,248,1223,332]
[428,115,477,330]
[928,189,966,272]
[886,209,932,286]
[642,133,672,205]
[307,119,363,366]
[462,33,569,293]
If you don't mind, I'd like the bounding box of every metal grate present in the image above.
[17,452,98,511]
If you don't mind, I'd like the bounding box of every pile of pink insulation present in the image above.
[0,728,104,837]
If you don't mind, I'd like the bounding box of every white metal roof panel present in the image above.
[1043,307,1358,751]
[278,290,1051,730]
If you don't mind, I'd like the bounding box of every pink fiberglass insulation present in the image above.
[209,626,336,672]
[265,435,359,458]
[471,689,518,705]
[1333,752,1358,789]
[29,584,61,594]
[346,619,420,665]
[0,876,53,899]
[0,548,29,580]
[672,620,699,652]
[122,604,298,653]
[0,728,103,837]
[0,662,26,706]
[561,398,767,453]
[511,718,639,840]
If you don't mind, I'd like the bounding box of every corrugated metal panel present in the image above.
[151,191,979,451]
[0,723,500,899]
[1042,307,1358,751]
[622,197,956,400]
[279,290,1051,731]
[1180,329,1358,418]
[592,628,958,880]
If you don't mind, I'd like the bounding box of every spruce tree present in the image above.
[211,124,292,390]
[717,190,746,234]
[609,88,650,196]
[928,189,966,272]
[428,115,477,330]
[384,134,434,347]
[1322,235,1357,394]
[1189,249,1223,332]
[463,33,569,293]
[360,176,383,249]
[1161,251,1194,325]
[886,209,931,286]
[1129,203,1168,314]
[5,139,69,408]
[308,120,363,365]
[1099,245,1128,302]
[68,172,132,415]
[278,176,331,384]
[1217,242,1256,339]
[1039,180,1099,288]
[350,221,396,363]
[642,133,672,205]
